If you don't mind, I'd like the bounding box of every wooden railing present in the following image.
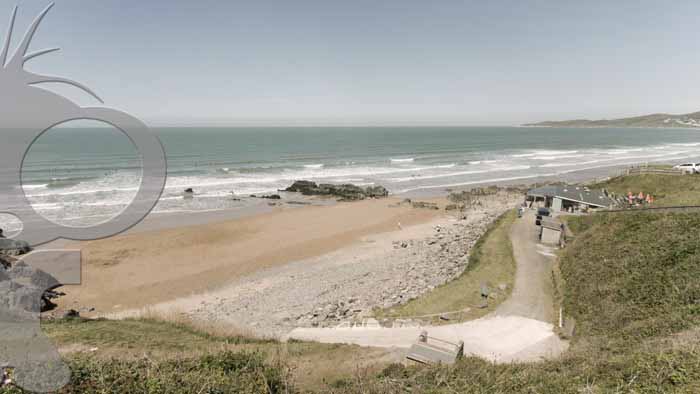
[620,165,685,176]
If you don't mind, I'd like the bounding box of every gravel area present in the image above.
[119,191,522,337]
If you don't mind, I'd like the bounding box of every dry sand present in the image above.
[56,197,443,316]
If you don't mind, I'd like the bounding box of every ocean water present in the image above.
[4,126,700,231]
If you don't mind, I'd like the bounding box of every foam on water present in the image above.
[3,126,699,230]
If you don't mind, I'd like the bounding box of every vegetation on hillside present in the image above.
[374,210,516,323]
[591,173,700,206]
[1,318,390,393]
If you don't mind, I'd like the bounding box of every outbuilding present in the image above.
[540,218,563,246]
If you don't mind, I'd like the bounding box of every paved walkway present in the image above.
[287,210,568,363]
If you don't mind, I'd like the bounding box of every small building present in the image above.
[526,185,615,212]
[540,218,563,246]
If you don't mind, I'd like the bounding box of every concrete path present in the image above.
[287,210,568,363]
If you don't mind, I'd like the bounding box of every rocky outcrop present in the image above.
[284,181,389,200]
[0,252,63,318]
[411,201,439,210]
[0,238,31,256]
[250,194,282,200]
[364,185,390,198]
[284,180,317,194]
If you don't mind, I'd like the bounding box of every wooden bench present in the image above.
[406,330,464,365]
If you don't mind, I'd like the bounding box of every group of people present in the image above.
[627,191,654,206]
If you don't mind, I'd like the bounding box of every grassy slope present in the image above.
[561,212,700,343]
[0,318,389,394]
[590,173,700,206]
[374,210,516,323]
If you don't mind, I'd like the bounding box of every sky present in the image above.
[3,0,700,126]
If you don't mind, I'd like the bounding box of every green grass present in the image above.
[42,317,271,356]
[4,318,391,393]
[560,212,700,344]
[591,173,700,206]
[373,210,516,323]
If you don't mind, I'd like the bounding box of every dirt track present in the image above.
[494,209,556,321]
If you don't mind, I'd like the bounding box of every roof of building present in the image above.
[540,218,563,231]
[527,185,615,208]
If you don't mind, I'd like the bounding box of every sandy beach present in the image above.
[55,196,446,317]
[47,162,643,338]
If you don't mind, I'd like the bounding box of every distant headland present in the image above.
[524,110,700,128]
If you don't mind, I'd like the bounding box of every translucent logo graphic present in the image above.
[0,3,167,392]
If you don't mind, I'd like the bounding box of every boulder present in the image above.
[0,254,62,314]
[62,309,80,319]
[365,185,389,198]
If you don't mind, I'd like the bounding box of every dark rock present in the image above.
[0,253,13,269]
[365,185,389,198]
[62,309,80,319]
[0,238,31,256]
[0,253,63,314]
[319,184,365,200]
[260,194,281,199]
[411,201,439,210]
[284,180,389,201]
[184,188,194,193]
[284,180,318,194]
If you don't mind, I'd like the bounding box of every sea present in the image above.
[4,126,700,232]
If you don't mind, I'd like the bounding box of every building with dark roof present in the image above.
[526,185,616,212]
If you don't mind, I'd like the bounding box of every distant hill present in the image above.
[525,111,700,128]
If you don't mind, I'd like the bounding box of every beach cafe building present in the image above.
[526,185,616,212]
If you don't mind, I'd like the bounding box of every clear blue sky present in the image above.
[4,1,700,126]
